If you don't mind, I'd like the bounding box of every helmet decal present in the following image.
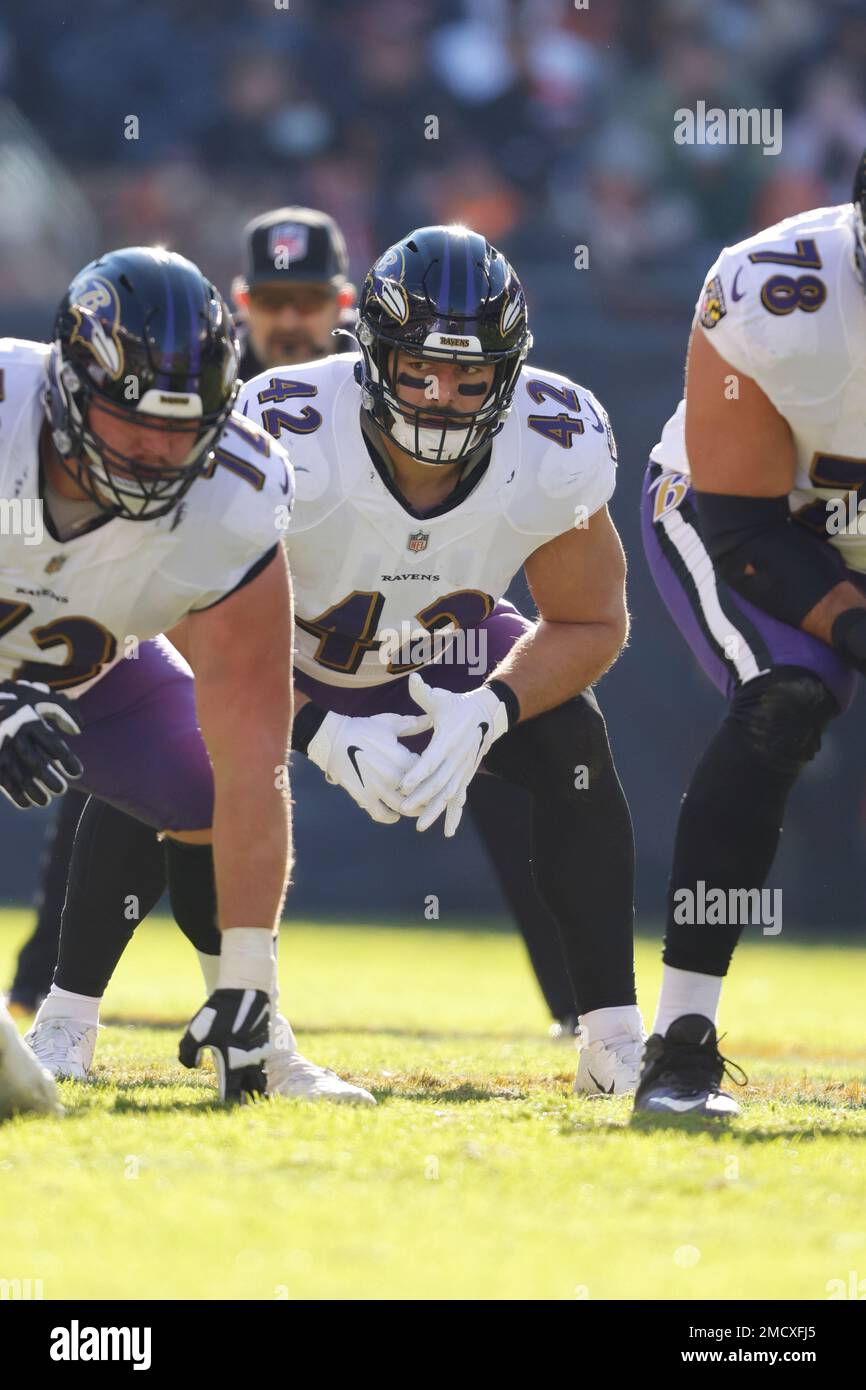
[68,276,124,380]
[377,277,409,325]
[374,246,405,277]
[500,287,526,339]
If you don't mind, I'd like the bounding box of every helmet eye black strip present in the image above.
[456,381,488,396]
[394,371,488,398]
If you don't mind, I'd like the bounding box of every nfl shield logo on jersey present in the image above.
[407,529,429,553]
[268,223,309,264]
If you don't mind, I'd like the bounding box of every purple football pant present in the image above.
[66,600,532,830]
[641,461,860,713]
[70,636,214,831]
[294,599,532,750]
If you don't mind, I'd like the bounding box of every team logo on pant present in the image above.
[407,529,429,553]
[651,471,689,522]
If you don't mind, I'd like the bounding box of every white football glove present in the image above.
[307,709,431,824]
[398,672,510,836]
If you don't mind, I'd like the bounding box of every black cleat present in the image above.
[632,1014,745,1120]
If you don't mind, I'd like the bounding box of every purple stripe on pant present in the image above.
[641,461,859,713]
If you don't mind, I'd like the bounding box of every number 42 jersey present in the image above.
[237,353,618,688]
[651,202,866,573]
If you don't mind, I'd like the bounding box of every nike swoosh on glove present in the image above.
[306,709,431,824]
[178,988,271,1103]
[0,679,84,810]
[398,672,510,836]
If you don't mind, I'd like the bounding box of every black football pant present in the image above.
[482,687,637,1015]
[9,788,86,1008]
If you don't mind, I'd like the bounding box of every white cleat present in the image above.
[267,1014,376,1106]
[25,1016,98,1080]
[574,1019,645,1096]
[0,1002,63,1117]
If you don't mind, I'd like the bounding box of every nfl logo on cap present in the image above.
[269,223,309,264]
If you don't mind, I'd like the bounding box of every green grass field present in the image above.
[1,908,864,1301]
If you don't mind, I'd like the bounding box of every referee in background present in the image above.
[231,206,357,374]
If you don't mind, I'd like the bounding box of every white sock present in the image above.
[217,928,276,993]
[578,1004,644,1046]
[34,985,100,1027]
[653,965,723,1037]
[196,951,220,995]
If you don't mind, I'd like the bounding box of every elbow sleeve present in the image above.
[694,490,848,628]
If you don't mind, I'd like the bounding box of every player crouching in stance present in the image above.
[253,224,644,1094]
[1,246,369,1105]
[635,155,866,1118]
[30,226,645,1097]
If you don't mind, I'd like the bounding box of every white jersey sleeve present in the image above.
[0,336,51,403]
[235,356,349,534]
[693,246,761,380]
[653,204,859,479]
[160,410,294,612]
[503,367,618,539]
[693,204,851,403]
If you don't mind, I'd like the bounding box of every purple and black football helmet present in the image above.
[45,247,239,520]
[356,225,532,466]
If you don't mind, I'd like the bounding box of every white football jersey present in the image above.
[237,353,617,688]
[0,338,292,693]
[651,203,866,571]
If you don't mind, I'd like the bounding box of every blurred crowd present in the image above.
[2,0,866,308]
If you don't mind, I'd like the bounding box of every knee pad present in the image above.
[729,669,839,775]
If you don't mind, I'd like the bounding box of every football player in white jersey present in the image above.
[635,156,866,1117]
[45,225,645,1096]
[1,245,370,1106]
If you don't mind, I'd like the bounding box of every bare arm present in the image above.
[185,548,294,933]
[685,328,866,642]
[173,615,310,722]
[685,326,797,497]
[491,505,629,721]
